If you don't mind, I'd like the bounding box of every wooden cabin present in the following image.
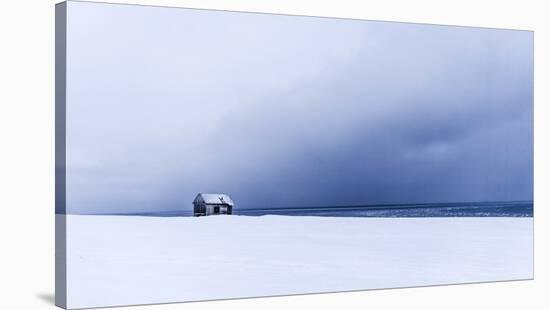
[193,193,234,216]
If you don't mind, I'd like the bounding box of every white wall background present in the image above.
[0,0,547,309]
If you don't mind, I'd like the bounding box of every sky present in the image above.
[63,1,533,214]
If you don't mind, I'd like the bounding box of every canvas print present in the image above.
[55,1,534,309]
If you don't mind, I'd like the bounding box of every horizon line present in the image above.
[61,199,534,216]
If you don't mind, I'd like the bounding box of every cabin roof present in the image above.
[194,193,235,206]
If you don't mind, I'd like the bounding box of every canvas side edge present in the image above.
[55,2,68,309]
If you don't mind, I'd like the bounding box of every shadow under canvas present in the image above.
[37,293,55,305]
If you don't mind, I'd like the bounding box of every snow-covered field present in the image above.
[63,215,533,309]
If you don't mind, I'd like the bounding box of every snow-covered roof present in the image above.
[193,193,235,206]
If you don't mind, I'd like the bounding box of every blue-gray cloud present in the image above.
[64,2,533,213]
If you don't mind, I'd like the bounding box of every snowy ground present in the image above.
[63,215,533,309]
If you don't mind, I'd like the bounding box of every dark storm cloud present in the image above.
[65,2,533,213]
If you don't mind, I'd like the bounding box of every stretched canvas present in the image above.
[55,1,534,309]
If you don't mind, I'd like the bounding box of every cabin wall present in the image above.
[193,203,206,216]
[194,203,233,216]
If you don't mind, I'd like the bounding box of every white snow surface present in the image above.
[64,215,533,309]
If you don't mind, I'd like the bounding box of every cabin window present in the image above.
[214,206,220,214]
